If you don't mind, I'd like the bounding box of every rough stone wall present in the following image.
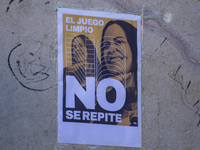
[1,0,200,150]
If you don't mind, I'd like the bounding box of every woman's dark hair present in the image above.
[71,35,95,65]
[101,20,138,87]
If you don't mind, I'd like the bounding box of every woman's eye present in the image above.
[102,41,110,49]
[115,40,124,45]
[78,51,84,55]
[73,45,77,49]
[79,43,83,47]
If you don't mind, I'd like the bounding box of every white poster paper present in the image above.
[57,8,141,147]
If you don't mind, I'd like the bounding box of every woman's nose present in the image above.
[109,42,119,52]
[110,44,125,57]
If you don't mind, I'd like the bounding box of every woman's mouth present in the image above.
[108,56,125,64]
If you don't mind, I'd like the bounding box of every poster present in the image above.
[57,8,141,147]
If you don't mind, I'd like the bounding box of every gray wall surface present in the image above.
[1,0,200,150]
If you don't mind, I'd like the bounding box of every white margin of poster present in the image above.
[57,8,142,148]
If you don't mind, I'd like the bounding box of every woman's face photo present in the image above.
[72,37,86,64]
[102,24,133,74]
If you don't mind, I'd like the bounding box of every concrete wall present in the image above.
[1,0,200,149]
